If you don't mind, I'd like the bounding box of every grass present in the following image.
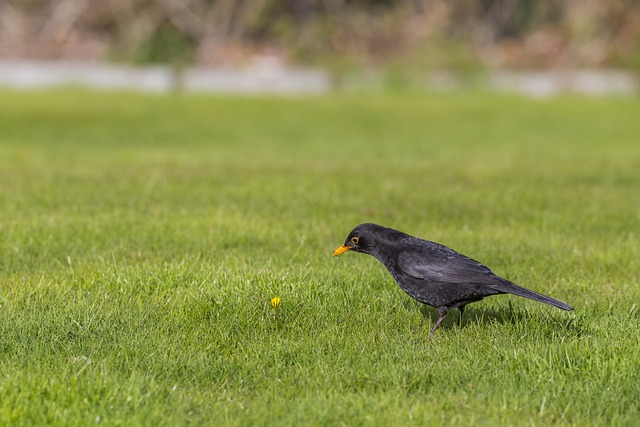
[0,89,639,426]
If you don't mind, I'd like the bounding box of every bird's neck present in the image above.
[369,237,399,266]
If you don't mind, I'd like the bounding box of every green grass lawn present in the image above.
[1,90,639,426]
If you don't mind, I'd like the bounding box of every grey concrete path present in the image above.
[0,59,637,96]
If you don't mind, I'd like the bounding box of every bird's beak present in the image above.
[333,244,351,257]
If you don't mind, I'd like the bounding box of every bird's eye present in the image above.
[350,236,359,245]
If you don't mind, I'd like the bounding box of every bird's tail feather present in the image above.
[492,282,573,311]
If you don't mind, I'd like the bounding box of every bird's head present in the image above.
[333,223,388,257]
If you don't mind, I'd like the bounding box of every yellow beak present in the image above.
[333,244,351,257]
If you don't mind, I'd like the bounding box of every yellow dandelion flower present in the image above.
[270,297,281,319]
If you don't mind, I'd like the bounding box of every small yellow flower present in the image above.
[270,297,281,318]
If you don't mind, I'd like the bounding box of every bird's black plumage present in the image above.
[333,223,573,337]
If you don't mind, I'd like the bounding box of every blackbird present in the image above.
[333,223,573,337]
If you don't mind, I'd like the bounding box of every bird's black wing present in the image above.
[395,238,502,285]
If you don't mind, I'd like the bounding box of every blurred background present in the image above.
[1,0,639,95]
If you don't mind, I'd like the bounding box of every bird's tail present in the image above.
[492,281,573,311]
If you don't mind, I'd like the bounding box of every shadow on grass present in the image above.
[418,301,590,338]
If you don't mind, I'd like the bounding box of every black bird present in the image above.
[333,223,573,337]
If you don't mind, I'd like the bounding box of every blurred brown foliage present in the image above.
[1,0,639,69]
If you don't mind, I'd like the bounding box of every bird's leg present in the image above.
[458,305,466,327]
[428,307,449,338]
